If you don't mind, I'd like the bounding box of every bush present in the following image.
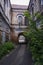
[3,42,14,50]
[25,29,43,65]
[0,42,15,59]
[24,11,43,65]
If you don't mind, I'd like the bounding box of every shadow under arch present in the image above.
[18,32,27,44]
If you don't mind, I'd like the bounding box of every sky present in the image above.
[10,0,30,5]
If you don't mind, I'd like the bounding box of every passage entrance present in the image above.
[18,35,25,43]
[18,33,26,43]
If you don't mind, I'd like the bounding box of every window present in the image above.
[25,17,28,26]
[18,15,23,25]
[0,21,1,27]
[4,0,8,7]
[4,0,6,7]
[5,33,9,42]
[36,20,41,29]
[2,32,6,43]
[0,31,2,43]
[41,0,43,5]
[7,0,8,7]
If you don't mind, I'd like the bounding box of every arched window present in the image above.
[17,14,23,25]
[18,16,22,24]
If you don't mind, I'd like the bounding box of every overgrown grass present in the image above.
[0,41,15,59]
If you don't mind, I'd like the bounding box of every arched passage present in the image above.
[18,33,26,44]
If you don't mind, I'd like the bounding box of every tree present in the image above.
[24,11,43,65]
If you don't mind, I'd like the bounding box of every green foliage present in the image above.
[29,30,43,65]
[0,42,15,59]
[35,12,43,20]
[24,11,43,65]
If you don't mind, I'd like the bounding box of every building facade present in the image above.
[28,0,43,29]
[0,0,11,43]
[11,5,28,42]
[29,0,43,15]
[0,1,28,43]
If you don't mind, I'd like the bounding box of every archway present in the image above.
[18,33,26,44]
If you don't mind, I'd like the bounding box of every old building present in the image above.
[29,0,43,15]
[0,0,11,43]
[0,0,28,43]
[28,0,43,29]
[11,5,28,42]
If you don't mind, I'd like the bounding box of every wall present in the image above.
[0,0,11,24]
[28,0,43,29]
[0,0,11,43]
[11,5,28,43]
[29,0,43,14]
[11,9,25,25]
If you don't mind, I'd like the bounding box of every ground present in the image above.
[0,44,33,65]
